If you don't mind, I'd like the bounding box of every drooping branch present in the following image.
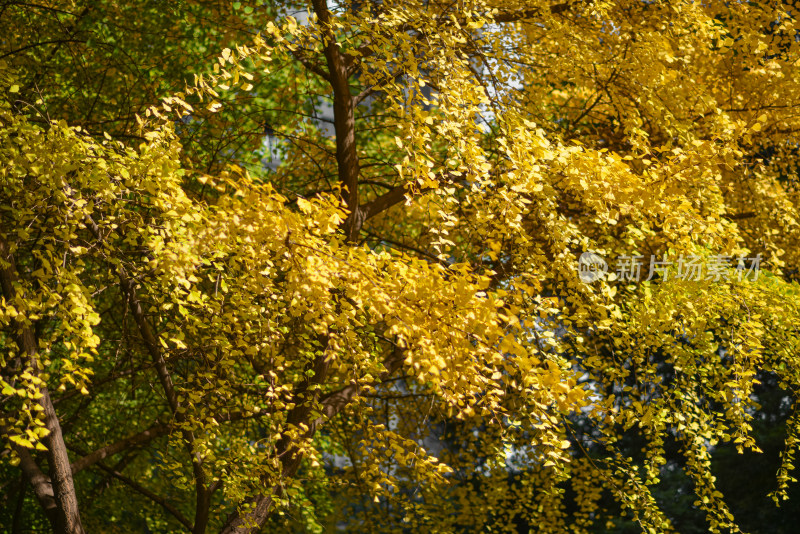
[99,467,194,531]
[83,217,180,416]
[345,2,573,75]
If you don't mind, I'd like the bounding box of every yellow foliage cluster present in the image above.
[3,1,800,533]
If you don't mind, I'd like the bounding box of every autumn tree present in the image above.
[3,1,800,533]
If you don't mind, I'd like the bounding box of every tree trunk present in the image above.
[0,236,85,534]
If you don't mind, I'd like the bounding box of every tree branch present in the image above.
[82,214,211,534]
[310,0,362,241]
[71,408,260,477]
[0,39,85,60]
[725,211,757,221]
[71,422,171,475]
[360,183,410,221]
[11,471,26,534]
[315,345,405,426]
[220,333,334,534]
[289,47,331,82]
[494,2,573,22]
[73,448,193,531]
[219,340,405,534]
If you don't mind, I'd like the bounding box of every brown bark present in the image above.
[0,236,85,534]
[310,0,363,242]
[15,446,57,525]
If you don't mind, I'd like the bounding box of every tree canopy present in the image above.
[3,1,800,533]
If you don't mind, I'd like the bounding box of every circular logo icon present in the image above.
[578,251,607,283]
